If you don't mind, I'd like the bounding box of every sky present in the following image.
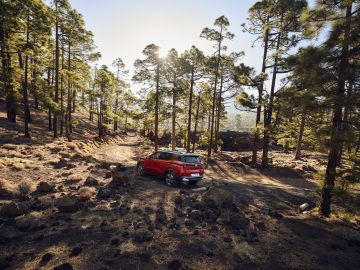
[67,0,319,114]
[69,0,261,75]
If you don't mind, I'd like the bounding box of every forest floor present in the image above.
[0,106,360,269]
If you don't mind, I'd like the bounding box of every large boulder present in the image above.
[202,187,234,209]
[56,196,78,213]
[36,181,54,193]
[0,201,27,217]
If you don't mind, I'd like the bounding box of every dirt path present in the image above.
[96,138,317,211]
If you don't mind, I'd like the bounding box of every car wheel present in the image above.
[137,163,145,176]
[165,171,177,187]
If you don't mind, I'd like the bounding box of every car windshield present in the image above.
[180,156,200,163]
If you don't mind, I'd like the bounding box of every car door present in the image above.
[144,152,160,174]
[155,152,170,175]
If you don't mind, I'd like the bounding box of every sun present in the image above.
[158,47,168,59]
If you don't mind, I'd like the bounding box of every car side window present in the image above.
[149,152,160,159]
[159,152,172,160]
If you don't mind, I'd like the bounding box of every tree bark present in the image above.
[295,113,306,160]
[172,78,176,150]
[261,13,283,168]
[60,40,64,135]
[214,75,224,153]
[186,68,195,152]
[192,94,201,153]
[53,2,59,138]
[320,1,352,217]
[154,59,160,151]
[252,20,269,165]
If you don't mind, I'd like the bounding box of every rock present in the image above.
[193,229,199,235]
[84,177,98,186]
[29,198,49,211]
[189,209,202,220]
[156,208,168,224]
[54,263,73,270]
[299,203,310,212]
[36,182,54,193]
[167,260,182,270]
[132,230,153,243]
[202,187,234,209]
[56,196,78,213]
[184,218,195,227]
[302,165,317,173]
[223,236,232,242]
[41,252,54,263]
[255,221,266,230]
[110,238,119,245]
[97,187,111,199]
[0,202,27,217]
[227,212,249,230]
[15,214,45,232]
[54,158,75,169]
[70,247,82,256]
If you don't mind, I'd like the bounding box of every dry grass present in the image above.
[0,177,19,197]
[119,241,137,254]
[77,186,96,201]
[233,242,256,262]
[67,173,83,183]
[17,180,36,195]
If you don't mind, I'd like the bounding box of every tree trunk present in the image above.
[114,92,119,130]
[320,1,352,217]
[338,81,353,164]
[60,40,64,135]
[192,94,201,153]
[214,75,224,153]
[172,79,176,150]
[53,3,59,138]
[186,68,195,152]
[68,44,72,135]
[154,60,160,151]
[295,112,306,160]
[252,17,269,166]
[261,14,283,168]
[207,28,223,160]
[47,68,52,130]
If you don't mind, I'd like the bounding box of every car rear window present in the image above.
[180,156,200,163]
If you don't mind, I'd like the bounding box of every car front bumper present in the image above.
[179,176,203,182]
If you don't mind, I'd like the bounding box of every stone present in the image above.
[223,236,232,243]
[189,209,202,220]
[299,203,310,212]
[255,221,266,230]
[57,196,78,213]
[202,187,234,209]
[0,202,27,217]
[70,247,82,256]
[54,263,73,270]
[132,231,153,243]
[97,187,111,199]
[36,181,54,192]
[228,212,249,230]
[156,208,168,224]
[167,260,182,270]
[110,238,119,245]
[84,177,99,186]
[184,218,195,227]
[41,253,54,263]
[15,214,45,232]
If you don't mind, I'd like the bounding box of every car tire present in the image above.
[165,171,177,187]
[137,163,145,176]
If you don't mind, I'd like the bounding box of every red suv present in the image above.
[137,150,205,186]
